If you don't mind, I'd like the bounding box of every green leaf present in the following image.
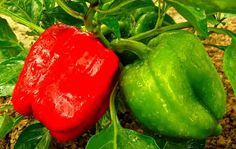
[0,115,22,139]
[0,17,24,62]
[224,38,236,94]
[88,81,159,149]
[14,123,52,149]
[43,0,55,11]
[99,0,114,5]
[0,0,44,33]
[223,13,236,19]
[101,16,121,38]
[0,56,24,96]
[0,0,43,25]
[98,0,154,15]
[41,0,87,28]
[86,123,160,149]
[39,0,56,28]
[163,139,205,149]
[167,0,208,37]
[0,114,13,139]
[35,130,52,149]
[206,15,220,26]
[209,28,236,94]
[132,6,157,21]
[96,110,111,132]
[86,124,114,149]
[13,116,23,126]
[165,0,236,14]
[45,6,83,26]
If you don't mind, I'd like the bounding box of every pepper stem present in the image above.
[129,22,191,41]
[85,1,100,32]
[209,27,236,37]
[96,29,111,48]
[110,38,152,60]
[109,82,120,149]
[155,1,169,29]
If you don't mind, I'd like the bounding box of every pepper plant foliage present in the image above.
[0,0,235,148]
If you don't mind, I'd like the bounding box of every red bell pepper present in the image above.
[11,23,119,141]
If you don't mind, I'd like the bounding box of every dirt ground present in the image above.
[0,13,236,149]
[204,19,236,149]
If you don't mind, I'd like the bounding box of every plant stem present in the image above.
[155,2,170,29]
[109,82,120,149]
[155,0,162,28]
[97,29,111,48]
[85,5,96,32]
[129,22,192,41]
[208,27,236,37]
[110,38,152,59]
[215,13,222,22]
[0,9,44,33]
[204,43,226,51]
[55,0,84,21]
[207,28,236,51]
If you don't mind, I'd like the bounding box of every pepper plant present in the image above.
[0,0,235,148]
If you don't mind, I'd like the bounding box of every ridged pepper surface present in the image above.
[12,23,119,141]
[120,30,226,139]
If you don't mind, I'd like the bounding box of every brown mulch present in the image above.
[204,19,236,149]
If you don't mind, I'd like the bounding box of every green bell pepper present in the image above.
[131,6,175,37]
[132,12,158,36]
[120,30,226,139]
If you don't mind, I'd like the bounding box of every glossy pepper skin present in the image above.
[12,23,119,141]
[120,30,226,139]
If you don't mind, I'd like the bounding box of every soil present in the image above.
[204,20,236,149]
[0,12,236,149]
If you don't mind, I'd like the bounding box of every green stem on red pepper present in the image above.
[88,3,110,47]
[85,5,96,32]
[55,0,84,21]
[96,27,111,48]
